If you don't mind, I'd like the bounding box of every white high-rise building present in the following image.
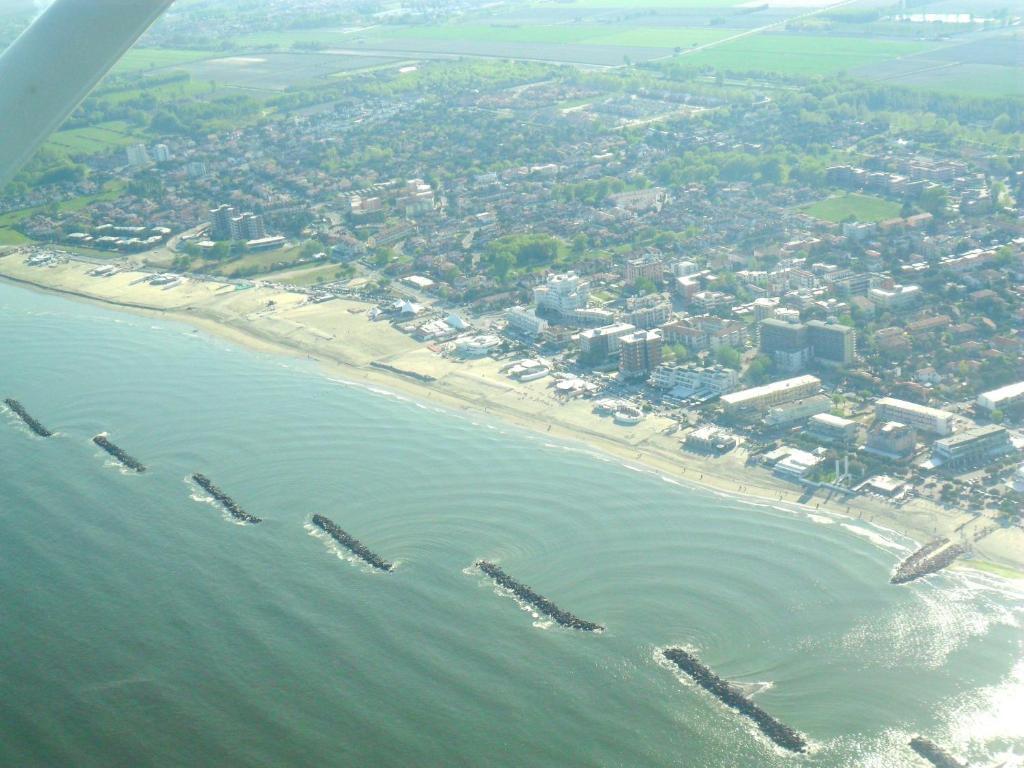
[533,272,590,316]
[126,143,150,167]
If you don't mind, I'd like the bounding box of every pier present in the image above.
[311,514,392,571]
[891,538,967,584]
[191,474,262,524]
[4,398,53,437]
[93,434,145,472]
[909,736,967,768]
[662,648,807,753]
[476,561,603,632]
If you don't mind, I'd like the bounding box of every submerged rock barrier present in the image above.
[311,514,392,571]
[191,473,262,524]
[93,433,145,472]
[4,398,52,437]
[909,736,967,768]
[476,560,603,632]
[662,647,807,753]
[891,538,967,584]
[369,361,436,383]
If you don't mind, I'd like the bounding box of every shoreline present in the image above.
[2,254,1021,579]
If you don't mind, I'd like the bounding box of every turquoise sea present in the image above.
[1,280,1022,767]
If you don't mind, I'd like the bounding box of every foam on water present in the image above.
[2,279,1021,768]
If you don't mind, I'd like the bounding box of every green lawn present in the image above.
[677,33,932,75]
[802,193,902,223]
[263,262,349,286]
[112,48,212,73]
[97,78,210,106]
[213,246,304,277]
[0,228,31,245]
[45,121,145,156]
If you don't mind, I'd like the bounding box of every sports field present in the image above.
[802,193,902,223]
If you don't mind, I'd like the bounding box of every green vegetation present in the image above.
[0,181,126,236]
[0,227,31,245]
[111,48,211,73]
[675,33,932,76]
[802,193,903,223]
[586,27,732,49]
[45,121,145,156]
[383,23,611,45]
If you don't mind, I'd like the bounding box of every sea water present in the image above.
[1,281,1021,767]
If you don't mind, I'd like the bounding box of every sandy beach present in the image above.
[3,249,1021,578]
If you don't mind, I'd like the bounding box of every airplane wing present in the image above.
[0,0,175,188]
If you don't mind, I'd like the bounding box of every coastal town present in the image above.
[1,28,1023,577]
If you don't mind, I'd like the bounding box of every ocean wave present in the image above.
[841,577,1023,669]
[838,523,912,554]
[942,656,1024,763]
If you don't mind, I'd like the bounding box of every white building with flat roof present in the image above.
[720,375,821,415]
[534,272,589,316]
[977,381,1024,413]
[505,306,548,337]
[809,412,859,443]
[875,397,957,435]
[650,363,739,395]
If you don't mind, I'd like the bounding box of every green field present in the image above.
[880,62,1024,98]
[45,121,145,156]
[231,27,368,50]
[582,27,734,48]
[802,193,902,223]
[263,262,348,286]
[111,48,212,73]
[678,33,931,75]
[384,23,607,44]
[0,227,31,245]
[97,78,210,105]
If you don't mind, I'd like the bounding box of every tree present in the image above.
[743,354,774,384]
[634,277,657,296]
[919,186,949,217]
[715,345,742,370]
